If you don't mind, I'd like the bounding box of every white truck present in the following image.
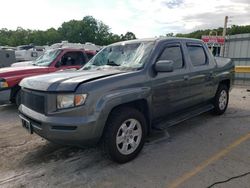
[15,45,45,62]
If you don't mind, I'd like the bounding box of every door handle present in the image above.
[184,75,189,81]
[208,71,214,79]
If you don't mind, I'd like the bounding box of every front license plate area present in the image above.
[22,119,33,134]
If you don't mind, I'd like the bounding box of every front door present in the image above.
[52,51,87,72]
[151,43,191,119]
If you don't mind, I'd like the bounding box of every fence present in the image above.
[224,33,250,85]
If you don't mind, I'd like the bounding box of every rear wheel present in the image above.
[103,107,147,163]
[213,84,229,115]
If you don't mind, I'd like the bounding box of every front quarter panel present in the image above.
[76,71,151,139]
[94,87,151,139]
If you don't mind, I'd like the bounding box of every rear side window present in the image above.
[187,45,207,66]
[158,46,183,69]
[87,53,94,60]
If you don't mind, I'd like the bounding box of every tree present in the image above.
[0,28,11,45]
[45,28,62,45]
[174,25,250,39]
[95,21,110,45]
[2,17,250,47]
[121,32,136,40]
[58,20,84,43]
[0,15,138,46]
[166,33,174,37]
[58,16,114,45]
[108,33,121,44]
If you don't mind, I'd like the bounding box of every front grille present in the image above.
[21,90,45,114]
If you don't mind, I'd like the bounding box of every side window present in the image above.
[86,53,94,60]
[187,45,207,66]
[158,46,183,69]
[61,52,86,66]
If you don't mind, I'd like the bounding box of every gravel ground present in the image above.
[0,87,250,188]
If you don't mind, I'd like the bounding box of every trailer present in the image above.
[0,49,16,68]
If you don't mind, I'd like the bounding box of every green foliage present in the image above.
[174,25,250,39]
[166,33,174,37]
[228,25,250,35]
[0,16,136,46]
[121,32,137,41]
[2,16,249,47]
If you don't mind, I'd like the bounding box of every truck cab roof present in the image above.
[112,37,203,45]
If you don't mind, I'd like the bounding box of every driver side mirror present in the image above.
[154,60,174,72]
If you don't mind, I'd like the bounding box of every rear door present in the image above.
[185,43,216,105]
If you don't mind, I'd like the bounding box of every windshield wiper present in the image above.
[107,60,120,66]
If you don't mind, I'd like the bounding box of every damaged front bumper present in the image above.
[18,104,101,146]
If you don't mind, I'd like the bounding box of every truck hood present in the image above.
[20,69,125,92]
[0,66,47,77]
[11,61,33,67]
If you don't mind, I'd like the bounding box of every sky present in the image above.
[0,0,249,38]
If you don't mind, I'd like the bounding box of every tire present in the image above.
[103,107,147,163]
[213,84,229,115]
[15,90,21,107]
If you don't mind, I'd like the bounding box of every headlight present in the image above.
[0,79,8,89]
[57,94,87,109]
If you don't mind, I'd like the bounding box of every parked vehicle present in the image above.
[15,45,45,62]
[11,61,33,67]
[18,38,234,163]
[12,50,96,68]
[49,41,101,52]
[0,48,96,105]
[12,42,98,67]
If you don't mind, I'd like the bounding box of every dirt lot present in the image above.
[0,87,250,188]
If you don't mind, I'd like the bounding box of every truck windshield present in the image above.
[82,42,154,71]
[32,49,61,66]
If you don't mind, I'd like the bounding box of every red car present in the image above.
[0,48,96,105]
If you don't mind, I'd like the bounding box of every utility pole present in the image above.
[220,16,229,57]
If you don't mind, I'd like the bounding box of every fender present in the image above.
[93,87,152,138]
[213,68,234,96]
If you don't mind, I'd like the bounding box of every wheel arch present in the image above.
[98,98,152,143]
[216,79,231,92]
[108,99,151,132]
[219,79,230,90]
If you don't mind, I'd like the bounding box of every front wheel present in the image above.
[213,85,229,115]
[103,107,147,163]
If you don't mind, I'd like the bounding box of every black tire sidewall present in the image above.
[15,90,21,107]
[104,107,147,163]
[214,85,229,115]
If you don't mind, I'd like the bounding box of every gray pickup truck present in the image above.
[19,38,234,163]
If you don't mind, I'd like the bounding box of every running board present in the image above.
[153,104,214,130]
[146,129,171,145]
